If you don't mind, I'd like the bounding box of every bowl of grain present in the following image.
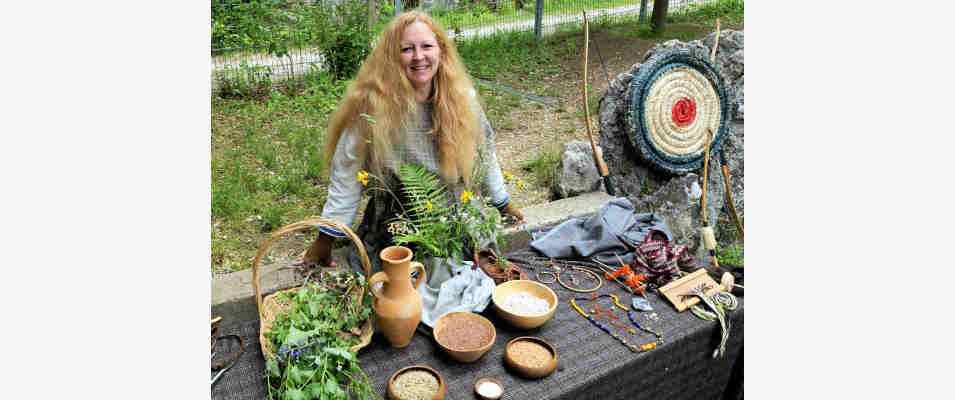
[492,280,558,329]
[432,311,496,363]
[387,365,446,400]
[503,336,558,379]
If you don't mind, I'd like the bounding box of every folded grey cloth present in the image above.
[416,257,496,327]
[529,197,672,265]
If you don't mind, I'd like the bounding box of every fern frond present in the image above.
[397,164,450,222]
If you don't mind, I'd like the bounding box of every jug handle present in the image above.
[410,262,427,290]
[368,271,388,300]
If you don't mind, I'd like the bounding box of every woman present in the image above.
[302,11,524,269]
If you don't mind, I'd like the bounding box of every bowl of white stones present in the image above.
[491,280,558,329]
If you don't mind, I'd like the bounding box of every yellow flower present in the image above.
[503,171,515,183]
[425,200,433,212]
[356,170,369,186]
[460,190,473,203]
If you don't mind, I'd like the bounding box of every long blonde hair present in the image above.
[324,11,481,185]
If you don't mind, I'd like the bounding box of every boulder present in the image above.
[554,140,602,198]
[597,30,745,257]
[702,30,745,121]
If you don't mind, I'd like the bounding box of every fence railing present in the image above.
[211,0,725,91]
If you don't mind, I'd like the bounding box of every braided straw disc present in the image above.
[628,48,730,174]
[644,66,720,158]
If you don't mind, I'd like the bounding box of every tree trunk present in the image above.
[651,0,669,33]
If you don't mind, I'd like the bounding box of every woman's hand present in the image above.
[501,203,525,224]
[297,233,337,269]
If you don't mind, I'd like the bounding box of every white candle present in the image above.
[477,381,502,399]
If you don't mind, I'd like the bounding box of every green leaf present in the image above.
[284,326,309,347]
[306,382,324,398]
[266,358,281,378]
[308,300,321,317]
[294,368,316,386]
[295,286,310,302]
[324,378,346,399]
[322,347,355,362]
[287,365,313,386]
[283,388,308,400]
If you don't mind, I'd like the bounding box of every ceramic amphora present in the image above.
[369,245,427,348]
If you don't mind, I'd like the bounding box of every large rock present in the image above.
[598,30,745,257]
[554,140,602,198]
[637,173,704,248]
[702,30,745,121]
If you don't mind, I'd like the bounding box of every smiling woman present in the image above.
[299,11,525,272]
[400,22,442,101]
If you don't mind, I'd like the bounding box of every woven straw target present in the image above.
[629,48,730,174]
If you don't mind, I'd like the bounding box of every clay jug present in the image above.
[369,245,427,348]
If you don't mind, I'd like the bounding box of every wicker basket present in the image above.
[252,217,374,359]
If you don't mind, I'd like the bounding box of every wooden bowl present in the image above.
[503,336,558,379]
[433,312,496,363]
[492,280,558,329]
[387,365,446,400]
[473,377,504,400]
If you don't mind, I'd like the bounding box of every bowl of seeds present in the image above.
[492,280,558,329]
[503,336,558,379]
[387,365,446,400]
[433,311,496,363]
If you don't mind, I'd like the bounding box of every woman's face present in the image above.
[399,21,441,93]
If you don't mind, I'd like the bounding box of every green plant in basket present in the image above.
[264,270,380,400]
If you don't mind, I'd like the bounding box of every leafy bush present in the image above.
[311,0,376,80]
[212,0,287,51]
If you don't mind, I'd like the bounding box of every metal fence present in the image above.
[211,0,725,90]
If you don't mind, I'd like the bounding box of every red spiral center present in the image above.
[671,97,696,127]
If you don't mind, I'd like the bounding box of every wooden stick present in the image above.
[701,128,713,223]
[710,18,721,63]
[581,12,615,195]
[709,17,744,241]
[720,158,744,240]
[701,128,720,269]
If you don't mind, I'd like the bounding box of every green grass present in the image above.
[431,0,637,32]
[716,242,744,267]
[457,29,561,84]
[520,144,562,192]
[211,70,346,272]
[593,0,743,40]
[476,84,523,131]
[669,0,744,26]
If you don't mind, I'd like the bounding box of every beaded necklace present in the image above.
[570,294,662,353]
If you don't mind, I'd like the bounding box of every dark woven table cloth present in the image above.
[213,277,743,400]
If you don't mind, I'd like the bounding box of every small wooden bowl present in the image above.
[504,336,558,379]
[492,280,558,329]
[473,377,504,400]
[433,312,496,363]
[387,365,446,400]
